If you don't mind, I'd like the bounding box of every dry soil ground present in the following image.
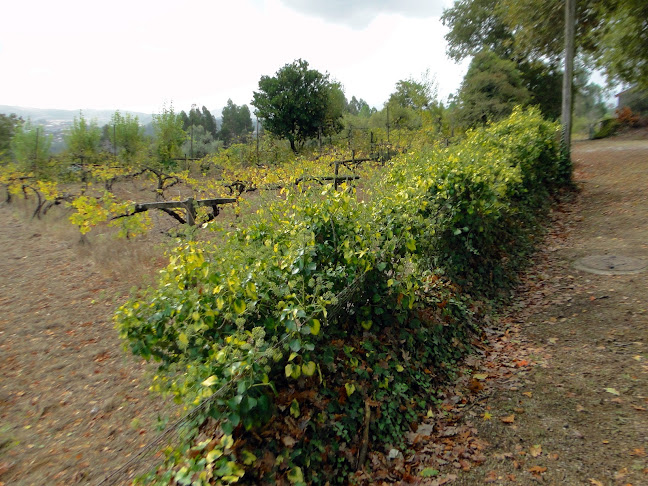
[1,134,647,486]
[0,206,177,485]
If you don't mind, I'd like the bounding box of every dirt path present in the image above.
[0,207,173,485]
[445,137,648,485]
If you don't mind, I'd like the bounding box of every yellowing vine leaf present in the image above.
[201,375,217,387]
[302,361,316,377]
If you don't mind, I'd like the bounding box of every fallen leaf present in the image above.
[469,379,485,393]
[483,412,492,420]
[604,387,620,396]
[630,447,646,457]
[282,436,296,448]
[528,466,547,476]
[576,404,586,412]
[473,373,488,380]
[614,468,628,480]
[522,391,533,398]
[588,480,603,486]
[633,355,642,361]
[484,471,498,483]
[501,415,515,424]
[548,337,558,345]
[530,444,542,458]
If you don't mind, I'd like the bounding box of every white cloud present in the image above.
[0,0,466,114]
[280,0,448,29]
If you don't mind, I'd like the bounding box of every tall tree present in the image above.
[152,105,185,167]
[64,111,101,160]
[0,113,22,159]
[347,96,373,117]
[444,0,648,90]
[220,99,253,146]
[181,124,221,158]
[590,0,648,90]
[456,50,530,128]
[201,106,218,139]
[11,119,52,173]
[109,111,146,162]
[442,0,562,120]
[252,59,343,152]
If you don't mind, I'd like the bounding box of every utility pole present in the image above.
[561,0,576,157]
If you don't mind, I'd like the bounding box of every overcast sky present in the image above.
[0,0,469,115]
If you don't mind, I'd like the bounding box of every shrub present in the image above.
[117,107,565,485]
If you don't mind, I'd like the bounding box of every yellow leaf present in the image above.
[302,361,316,377]
[604,387,620,396]
[220,434,234,449]
[206,448,222,463]
[287,467,304,484]
[178,332,189,347]
[473,373,488,380]
[530,444,542,457]
[311,318,321,336]
[241,450,257,465]
[201,375,217,387]
[500,414,515,423]
[345,383,356,396]
[232,299,246,315]
[483,412,492,420]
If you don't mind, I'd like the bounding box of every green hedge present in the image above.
[116,106,566,485]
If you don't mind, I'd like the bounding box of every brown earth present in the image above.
[0,205,178,485]
[1,133,647,486]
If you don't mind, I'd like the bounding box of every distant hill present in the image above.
[0,105,154,125]
[0,105,155,153]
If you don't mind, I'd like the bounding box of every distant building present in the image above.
[616,87,648,115]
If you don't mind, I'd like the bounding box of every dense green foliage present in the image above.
[153,105,186,167]
[115,107,568,484]
[220,100,254,147]
[64,112,102,160]
[443,0,648,90]
[456,50,530,127]
[0,113,22,159]
[10,119,52,174]
[252,60,343,153]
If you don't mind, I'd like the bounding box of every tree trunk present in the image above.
[561,0,576,157]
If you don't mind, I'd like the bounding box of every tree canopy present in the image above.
[220,99,253,147]
[64,112,101,159]
[456,50,530,128]
[252,59,344,152]
[152,105,185,167]
[0,113,22,159]
[108,111,146,163]
[443,0,648,90]
[11,119,52,173]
